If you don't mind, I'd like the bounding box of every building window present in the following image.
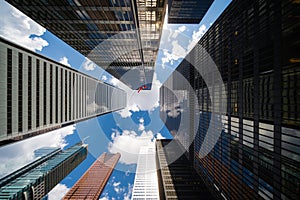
[28,56,32,130]
[18,53,23,132]
[7,48,12,135]
[36,59,40,128]
[43,61,47,126]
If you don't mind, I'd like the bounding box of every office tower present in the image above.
[168,0,214,24]
[159,59,197,161]
[156,139,214,199]
[0,143,87,199]
[162,0,300,199]
[0,37,127,145]
[131,146,160,200]
[5,0,167,89]
[63,152,120,200]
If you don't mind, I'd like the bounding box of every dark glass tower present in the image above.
[168,0,214,24]
[0,143,87,199]
[160,0,300,199]
[156,139,214,199]
[5,0,167,89]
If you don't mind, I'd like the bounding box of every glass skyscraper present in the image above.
[0,37,127,145]
[160,0,300,199]
[0,143,87,199]
[168,0,214,24]
[5,0,168,89]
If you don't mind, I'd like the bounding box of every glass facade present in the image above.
[156,139,214,199]
[169,0,300,199]
[160,0,299,199]
[0,37,127,145]
[168,0,214,24]
[0,143,87,199]
[63,152,120,200]
[6,0,167,90]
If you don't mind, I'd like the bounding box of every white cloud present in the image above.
[187,24,207,50]
[0,1,48,52]
[161,24,207,69]
[0,125,75,178]
[156,133,165,139]
[99,197,109,200]
[109,77,119,86]
[123,183,133,200]
[48,184,69,200]
[113,181,122,193]
[138,118,145,132]
[113,181,121,187]
[171,25,186,38]
[117,73,161,118]
[108,130,155,164]
[102,75,108,81]
[59,56,71,67]
[82,58,96,71]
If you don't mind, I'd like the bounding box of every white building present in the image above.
[131,145,160,200]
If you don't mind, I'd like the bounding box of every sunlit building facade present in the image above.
[0,143,87,199]
[0,37,127,145]
[64,152,120,200]
[164,0,300,199]
[6,0,167,89]
[131,146,160,200]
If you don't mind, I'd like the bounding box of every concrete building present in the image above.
[0,37,126,145]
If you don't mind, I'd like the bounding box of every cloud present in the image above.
[82,58,96,71]
[0,1,48,52]
[102,75,108,81]
[48,184,69,200]
[0,125,75,178]
[171,25,186,38]
[113,181,122,193]
[59,56,71,67]
[138,118,145,131]
[187,24,207,50]
[108,129,155,164]
[156,133,166,139]
[117,73,161,118]
[109,77,119,86]
[123,183,133,200]
[161,24,207,69]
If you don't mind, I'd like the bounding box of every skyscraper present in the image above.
[160,0,300,199]
[0,37,127,145]
[168,0,214,24]
[0,143,87,199]
[156,139,214,199]
[131,146,160,200]
[63,152,120,200]
[5,0,167,89]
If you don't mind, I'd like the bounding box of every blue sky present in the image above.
[0,0,231,199]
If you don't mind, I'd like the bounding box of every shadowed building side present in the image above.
[63,152,121,200]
